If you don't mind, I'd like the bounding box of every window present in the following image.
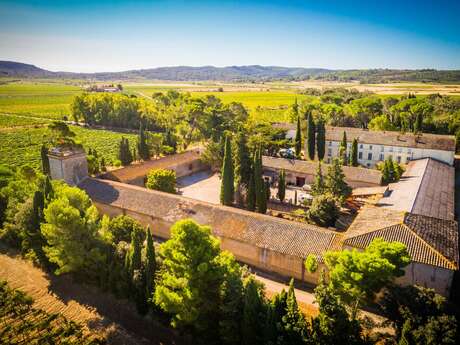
[398,147,402,153]
[379,153,384,161]
[397,156,401,163]
[380,146,384,152]
[408,148,412,153]
[359,144,363,149]
[358,152,363,159]
[369,145,373,150]
[406,157,410,163]
[328,148,332,156]
[368,152,373,160]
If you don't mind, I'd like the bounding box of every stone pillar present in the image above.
[47,147,88,186]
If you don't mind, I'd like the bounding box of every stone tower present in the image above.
[48,146,88,186]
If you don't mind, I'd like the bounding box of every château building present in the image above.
[274,123,456,167]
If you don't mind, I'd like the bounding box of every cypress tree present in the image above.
[247,172,256,211]
[125,230,142,281]
[144,227,156,302]
[311,161,325,196]
[414,112,423,133]
[339,131,348,165]
[100,157,106,172]
[138,123,150,160]
[277,169,286,203]
[254,148,265,213]
[294,116,302,159]
[306,112,316,160]
[31,190,44,231]
[242,278,266,345]
[316,120,326,161]
[44,175,54,202]
[233,131,251,189]
[220,136,235,206]
[350,138,358,166]
[281,279,307,344]
[40,144,50,175]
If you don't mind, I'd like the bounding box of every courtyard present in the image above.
[177,170,303,205]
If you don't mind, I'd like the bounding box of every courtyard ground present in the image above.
[177,170,301,205]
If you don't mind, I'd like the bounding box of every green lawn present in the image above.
[0,82,82,119]
[0,125,138,170]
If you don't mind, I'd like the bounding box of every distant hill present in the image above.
[1,61,459,83]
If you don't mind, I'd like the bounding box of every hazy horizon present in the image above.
[1,0,459,72]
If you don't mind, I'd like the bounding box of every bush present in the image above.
[307,194,339,227]
[146,169,176,193]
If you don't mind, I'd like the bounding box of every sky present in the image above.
[0,0,459,72]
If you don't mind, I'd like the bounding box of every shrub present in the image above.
[146,169,176,193]
[307,194,339,227]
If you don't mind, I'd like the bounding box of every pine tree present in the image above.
[339,131,348,165]
[40,144,50,175]
[43,175,54,202]
[144,227,156,304]
[220,136,235,206]
[350,138,358,167]
[281,279,307,344]
[294,116,302,159]
[306,113,316,160]
[138,123,150,160]
[311,161,325,196]
[325,158,352,204]
[316,120,326,161]
[247,172,256,211]
[233,131,251,189]
[277,169,286,203]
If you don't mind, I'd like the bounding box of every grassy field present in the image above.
[0,82,82,119]
[0,124,138,169]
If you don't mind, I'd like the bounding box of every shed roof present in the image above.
[262,156,382,185]
[79,177,339,261]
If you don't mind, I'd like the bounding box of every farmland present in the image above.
[0,82,82,119]
[0,122,138,169]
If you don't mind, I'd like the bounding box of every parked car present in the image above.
[279,148,295,159]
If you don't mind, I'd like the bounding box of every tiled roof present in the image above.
[79,177,338,261]
[262,156,382,185]
[378,158,455,220]
[344,206,458,270]
[272,123,456,152]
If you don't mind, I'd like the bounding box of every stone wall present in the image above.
[92,200,322,285]
[48,152,88,186]
[102,149,207,186]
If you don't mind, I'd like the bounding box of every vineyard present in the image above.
[0,280,104,344]
[0,124,138,169]
[0,113,50,128]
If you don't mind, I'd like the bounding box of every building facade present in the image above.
[275,123,456,168]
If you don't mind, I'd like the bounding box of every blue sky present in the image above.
[0,0,459,72]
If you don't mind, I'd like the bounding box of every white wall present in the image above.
[324,140,454,167]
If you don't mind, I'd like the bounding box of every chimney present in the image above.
[47,146,88,186]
